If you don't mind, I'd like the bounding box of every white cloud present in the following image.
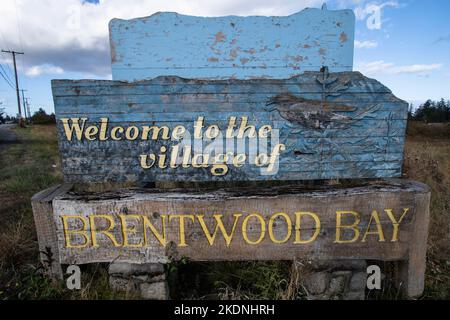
[25,64,64,77]
[0,0,323,77]
[354,40,378,49]
[356,60,443,75]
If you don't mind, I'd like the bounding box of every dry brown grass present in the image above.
[404,121,450,299]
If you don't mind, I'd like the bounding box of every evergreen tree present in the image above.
[413,99,450,122]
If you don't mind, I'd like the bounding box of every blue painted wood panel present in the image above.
[52,71,408,183]
[109,7,355,81]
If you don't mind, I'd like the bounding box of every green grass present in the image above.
[0,125,62,299]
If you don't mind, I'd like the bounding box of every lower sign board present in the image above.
[31,180,430,297]
[52,71,408,183]
[48,180,429,264]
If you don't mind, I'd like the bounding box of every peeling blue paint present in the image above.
[109,8,355,81]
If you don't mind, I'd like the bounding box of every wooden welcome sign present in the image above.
[32,6,430,299]
[53,71,407,182]
[54,8,406,183]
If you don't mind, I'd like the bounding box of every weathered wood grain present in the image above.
[395,190,431,297]
[52,72,408,183]
[109,8,355,81]
[31,184,73,280]
[49,179,430,297]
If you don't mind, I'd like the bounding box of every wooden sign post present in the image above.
[32,6,430,300]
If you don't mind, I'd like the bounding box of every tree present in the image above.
[0,103,5,124]
[30,108,56,124]
[413,99,450,123]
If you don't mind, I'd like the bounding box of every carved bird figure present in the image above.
[265,93,356,130]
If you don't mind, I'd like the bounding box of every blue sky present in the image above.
[0,0,449,116]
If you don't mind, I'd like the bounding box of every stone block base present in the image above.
[301,260,367,300]
[108,262,168,300]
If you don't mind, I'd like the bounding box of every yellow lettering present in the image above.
[192,153,209,168]
[384,208,410,242]
[119,214,143,247]
[242,213,266,245]
[268,212,292,244]
[193,117,204,139]
[84,125,98,141]
[158,146,167,169]
[232,153,246,167]
[143,215,167,246]
[294,212,321,244]
[170,145,180,168]
[267,144,286,172]
[197,214,242,246]
[172,125,186,140]
[258,125,272,138]
[226,116,237,138]
[125,126,139,140]
[141,125,170,140]
[99,118,108,140]
[237,116,257,139]
[335,211,360,244]
[362,210,385,242]
[205,125,220,139]
[89,215,121,247]
[60,118,87,141]
[169,215,195,247]
[140,154,156,169]
[61,215,90,248]
[111,126,124,140]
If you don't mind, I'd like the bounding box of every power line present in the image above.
[0,64,13,81]
[1,50,24,118]
[14,0,24,53]
[0,64,14,86]
[0,27,16,80]
[0,52,15,80]
[2,60,15,81]
[0,69,15,89]
[14,0,26,86]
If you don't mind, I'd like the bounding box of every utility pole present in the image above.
[1,50,24,121]
[25,98,31,121]
[20,89,27,119]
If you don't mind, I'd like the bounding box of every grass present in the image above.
[0,122,449,300]
[0,125,126,299]
[168,260,299,300]
[0,125,62,299]
[404,122,450,299]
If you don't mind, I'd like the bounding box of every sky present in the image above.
[0,0,449,116]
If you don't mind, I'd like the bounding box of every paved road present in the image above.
[0,124,17,151]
